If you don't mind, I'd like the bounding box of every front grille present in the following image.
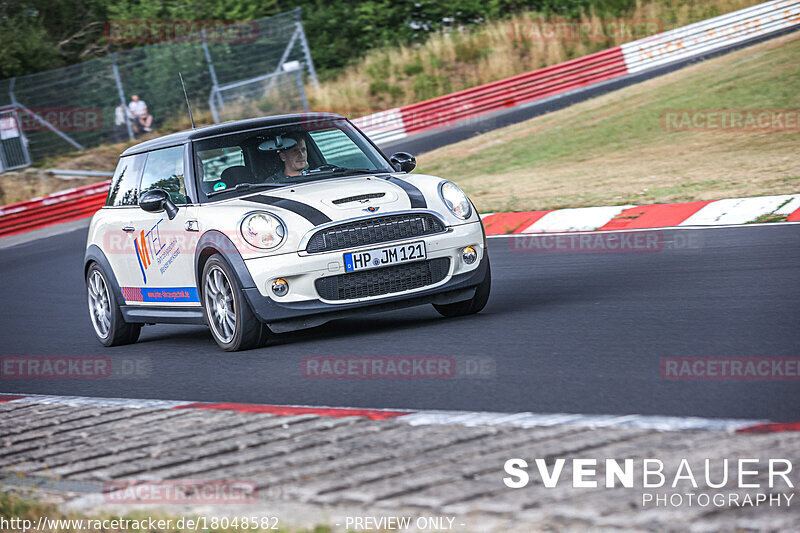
[315,258,450,301]
[305,213,445,253]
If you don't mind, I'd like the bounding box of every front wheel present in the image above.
[202,255,270,351]
[433,257,491,318]
[86,263,141,347]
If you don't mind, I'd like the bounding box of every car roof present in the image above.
[120,113,345,156]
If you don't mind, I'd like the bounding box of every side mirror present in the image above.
[140,189,179,220]
[390,152,416,173]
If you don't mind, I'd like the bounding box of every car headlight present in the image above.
[439,181,472,220]
[240,212,286,249]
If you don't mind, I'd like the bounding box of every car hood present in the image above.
[232,174,428,222]
[203,173,474,258]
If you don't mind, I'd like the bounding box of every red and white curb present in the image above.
[2,393,797,433]
[481,194,800,235]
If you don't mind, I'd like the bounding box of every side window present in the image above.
[106,154,146,206]
[139,145,188,204]
[309,129,372,169]
[197,146,245,184]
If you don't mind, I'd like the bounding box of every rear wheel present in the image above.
[433,257,491,318]
[202,254,269,351]
[86,263,140,346]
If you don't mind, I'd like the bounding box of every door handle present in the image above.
[122,226,135,232]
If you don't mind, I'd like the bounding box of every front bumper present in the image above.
[241,219,487,331]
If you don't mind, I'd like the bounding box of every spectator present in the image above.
[113,102,138,141]
[128,94,153,132]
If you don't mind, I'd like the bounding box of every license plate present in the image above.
[344,241,426,273]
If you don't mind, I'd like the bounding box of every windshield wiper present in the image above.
[206,182,284,198]
[289,167,387,180]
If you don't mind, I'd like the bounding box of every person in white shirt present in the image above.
[128,94,153,132]
[112,103,138,140]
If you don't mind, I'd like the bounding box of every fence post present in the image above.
[8,77,15,105]
[111,53,134,141]
[294,7,319,88]
[201,29,224,113]
[297,69,309,111]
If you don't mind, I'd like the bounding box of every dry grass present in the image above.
[309,0,763,117]
[417,33,800,213]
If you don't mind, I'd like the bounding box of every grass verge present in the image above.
[416,33,800,213]
[309,0,762,115]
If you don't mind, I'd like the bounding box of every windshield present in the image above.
[193,118,394,200]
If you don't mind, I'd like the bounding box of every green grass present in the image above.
[417,34,800,212]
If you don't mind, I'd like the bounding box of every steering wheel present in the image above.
[313,164,341,172]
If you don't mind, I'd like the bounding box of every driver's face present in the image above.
[280,138,307,176]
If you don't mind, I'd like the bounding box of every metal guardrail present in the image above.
[354,0,800,143]
[0,181,110,238]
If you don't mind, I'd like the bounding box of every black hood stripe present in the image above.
[245,195,332,226]
[385,176,426,209]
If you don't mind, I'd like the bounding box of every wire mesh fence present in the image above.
[210,67,309,123]
[0,8,315,165]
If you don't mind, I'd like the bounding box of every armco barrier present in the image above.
[355,0,800,142]
[0,181,109,238]
[400,47,627,135]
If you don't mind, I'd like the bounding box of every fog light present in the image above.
[272,278,289,297]
[462,246,477,265]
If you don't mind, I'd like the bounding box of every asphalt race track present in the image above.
[0,224,798,421]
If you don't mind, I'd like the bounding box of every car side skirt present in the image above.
[120,305,207,325]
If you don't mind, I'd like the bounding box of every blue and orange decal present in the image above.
[133,219,168,284]
[121,287,199,303]
[134,230,151,284]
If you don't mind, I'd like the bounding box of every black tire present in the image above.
[433,256,491,318]
[201,254,270,351]
[86,263,141,347]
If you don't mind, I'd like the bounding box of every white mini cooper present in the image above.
[85,113,490,351]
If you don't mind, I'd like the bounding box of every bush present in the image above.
[454,42,493,62]
[403,60,425,76]
[369,80,390,96]
[412,73,451,101]
[428,54,445,69]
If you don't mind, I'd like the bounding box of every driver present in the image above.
[269,134,308,181]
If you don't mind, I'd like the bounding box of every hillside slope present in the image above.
[417,33,800,212]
